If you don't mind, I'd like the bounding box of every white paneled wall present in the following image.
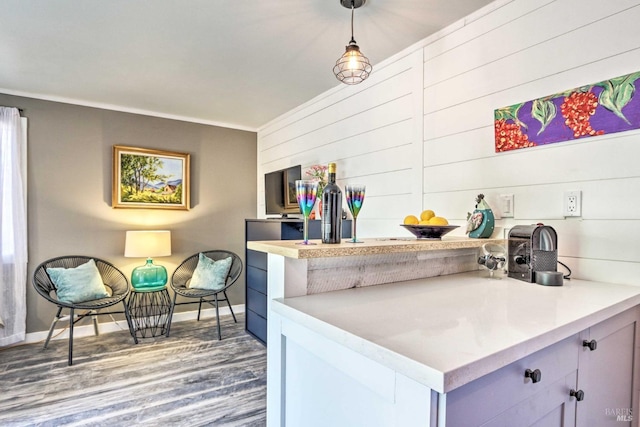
[422,0,640,285]
[257,0,640,286]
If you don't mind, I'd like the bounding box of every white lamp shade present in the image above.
[124,230,172,258]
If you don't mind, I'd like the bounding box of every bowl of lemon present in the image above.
[400,210,459,240]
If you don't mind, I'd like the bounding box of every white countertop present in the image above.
[272,272,640,393]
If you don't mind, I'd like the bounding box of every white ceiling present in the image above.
[1,0,495,131]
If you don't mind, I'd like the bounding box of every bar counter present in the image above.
[247,236,505,259]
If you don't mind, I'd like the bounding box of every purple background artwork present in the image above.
[494,71,640,152]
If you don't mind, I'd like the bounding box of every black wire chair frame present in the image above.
[32,255,137,365]
[166,250,243,340]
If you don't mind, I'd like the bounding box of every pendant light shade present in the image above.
[333,0,372,85]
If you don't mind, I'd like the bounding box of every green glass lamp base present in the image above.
[131,258,168,291]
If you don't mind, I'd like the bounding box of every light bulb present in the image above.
[348,52,359,71]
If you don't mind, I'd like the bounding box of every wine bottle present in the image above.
[321,162,342,243]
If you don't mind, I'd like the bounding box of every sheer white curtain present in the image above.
[0,106,27,346]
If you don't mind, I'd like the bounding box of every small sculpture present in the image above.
[466,194,495,238]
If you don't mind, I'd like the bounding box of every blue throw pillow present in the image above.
[47,259,110,304]
[189,254,233,291]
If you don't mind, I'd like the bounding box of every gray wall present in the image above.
[0,94,257,334]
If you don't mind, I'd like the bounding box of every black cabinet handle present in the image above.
[570,389,585,401]
[582,339,597,351]
[524,368,542,383]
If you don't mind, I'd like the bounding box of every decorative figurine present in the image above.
[466,194,495,238]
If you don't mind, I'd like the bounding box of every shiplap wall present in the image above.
[257,0,640,286]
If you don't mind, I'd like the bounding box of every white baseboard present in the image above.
[23,304,246,345]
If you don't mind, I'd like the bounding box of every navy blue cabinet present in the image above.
[245,219,350,345]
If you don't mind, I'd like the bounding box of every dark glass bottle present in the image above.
[321,162,342,243]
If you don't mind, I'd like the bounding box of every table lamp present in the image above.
[124,230,172,291]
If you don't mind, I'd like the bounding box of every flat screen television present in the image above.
[264,165,302,217]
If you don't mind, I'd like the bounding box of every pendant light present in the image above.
[333,0,372,85]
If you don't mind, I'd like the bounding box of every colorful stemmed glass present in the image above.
[345,184,365,243]
[295,180,319,245]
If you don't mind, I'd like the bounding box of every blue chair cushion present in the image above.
[189,253,232,291]
[47,259,110,303]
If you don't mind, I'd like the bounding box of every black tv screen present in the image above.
[265,165,302,216]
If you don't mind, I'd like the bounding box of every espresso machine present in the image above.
[508,224,562,285]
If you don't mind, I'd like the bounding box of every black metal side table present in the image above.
[128,287,171,339]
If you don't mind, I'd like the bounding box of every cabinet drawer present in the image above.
[304,220,352,239]
[247,265,267,294]
[482,371,577,427]
[446,333,579,426]
[247,249,267,271]
[282,222,305,240]
[247,309,267,344]
[247,287,267,318]
[246,221,283,241]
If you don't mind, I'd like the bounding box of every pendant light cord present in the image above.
[350,1,356,44]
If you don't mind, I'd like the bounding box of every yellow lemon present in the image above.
[403,215,419,225]
[429,216,449,226]
[418,220,431,225]
[420,210,435,221]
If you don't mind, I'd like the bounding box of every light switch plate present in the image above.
[499,194,514,218]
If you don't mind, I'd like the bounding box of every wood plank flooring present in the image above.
[0,313,266,426]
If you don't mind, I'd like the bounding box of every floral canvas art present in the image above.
[494,71,640,152]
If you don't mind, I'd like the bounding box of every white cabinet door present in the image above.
[273,313,433,427]
[576,307,639,427]
[445,335,579,426]
[444,306,640,427]
[481,371,577,427]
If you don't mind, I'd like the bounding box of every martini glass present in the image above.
[295,180,319,245]
[345,184,366,243]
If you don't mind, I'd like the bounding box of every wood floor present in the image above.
[0,313,267,426]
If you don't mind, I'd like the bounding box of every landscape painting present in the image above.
[283,168,298,209]
[112,145,190,210]
[495,70,640,152]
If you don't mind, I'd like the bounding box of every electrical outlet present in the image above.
[563,190,582,217]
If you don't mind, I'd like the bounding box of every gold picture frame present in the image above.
[112,145,190,210]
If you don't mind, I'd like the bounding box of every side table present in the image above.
[128,287,172,339]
